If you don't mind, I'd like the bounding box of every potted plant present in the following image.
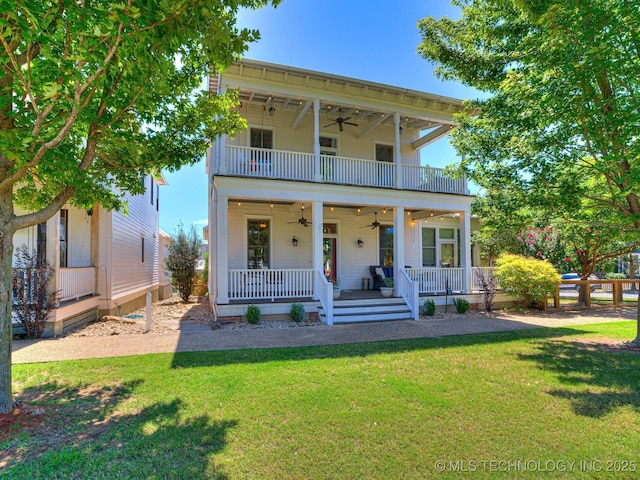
[380,277,394,297]
[331,278,341,299]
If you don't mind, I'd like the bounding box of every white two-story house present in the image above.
[12,173,169,336]
[208,60,484,324]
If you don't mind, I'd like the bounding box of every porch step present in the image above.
[318,298,413,324]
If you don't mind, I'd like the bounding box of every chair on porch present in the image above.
[369,266,386,290]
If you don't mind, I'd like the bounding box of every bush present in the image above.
[421,299,436,316]
[453,297,470,314]
[166,224,201,302]
[11,245,58,338]
[475,268,498,312]
[605,273,627,280]
[289,302,305,323]
[494,254,561,308]
[246,304,261,324]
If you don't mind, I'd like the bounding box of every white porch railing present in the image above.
[225,146,315,181]
[228,268,315,300]
[397,270,419,320]
[320,154,394,188]
[223,146,468,195]
[315,269,333,325]
[406,268,464,294]
[402,164,469,195]
[59,267,96,302]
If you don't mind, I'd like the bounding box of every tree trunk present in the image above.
[0,224,14,413]
[632,289,640,347]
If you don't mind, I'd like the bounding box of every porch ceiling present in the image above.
[213,59,467,138]
[227,198,461,219]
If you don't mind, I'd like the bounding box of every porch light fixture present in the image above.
[357,238,364,248]
[399,126,404,135]
[292,236,298,247]
[269,106,275,117]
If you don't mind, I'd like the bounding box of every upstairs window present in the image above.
[250,128,273,149]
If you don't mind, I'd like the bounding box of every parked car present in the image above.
[559,273,601,292]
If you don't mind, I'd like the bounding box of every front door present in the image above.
[323,238,337,282]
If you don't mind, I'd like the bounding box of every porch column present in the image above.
[459,210,472,293]
[313,98,321,182]
[312,201,323,299]
[394,112,403,189]
[217,83,227,175]
[215,194,229,304]
[393,206,405,295]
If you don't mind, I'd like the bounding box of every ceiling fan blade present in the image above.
[323,122,337,128]
[342,117,351,122]
[344,121,359,127]
[338,122,344,132]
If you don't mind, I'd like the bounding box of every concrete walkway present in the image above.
[12,308,637,364]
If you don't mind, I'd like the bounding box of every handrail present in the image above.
[315,269,333,325]
[398,269,419,320]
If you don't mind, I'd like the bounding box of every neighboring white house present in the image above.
[208,60,487,324]
[12,173,167,336]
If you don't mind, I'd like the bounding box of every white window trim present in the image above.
[247,124,275,149]
[244,215,274,269]
[421,225,459,268]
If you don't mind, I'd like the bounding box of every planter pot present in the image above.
[380,287,393,297]
[333,289,341,300]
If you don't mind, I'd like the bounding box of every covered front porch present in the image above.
[12,205,99,336]
[209,183,477,324]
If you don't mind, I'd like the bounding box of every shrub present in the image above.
[475,268,498,312]
[246,304,261,324]
[453,297,470,314]
[605,273,627,280]
[166,223,201,302]
[421,299,436,316]
[11,245,58,338]
[494,254,561,308]
[289,302,305,323]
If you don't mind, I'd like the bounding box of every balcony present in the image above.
[221,146,469,195]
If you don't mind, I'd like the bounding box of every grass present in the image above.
[4,321,640,479]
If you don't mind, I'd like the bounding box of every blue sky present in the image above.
[159,0,476,235]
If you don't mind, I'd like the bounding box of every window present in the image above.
[60,209,68,268]
[156,185,159,211]
[375,143,394,162]
[422,228,436,267]
[247,219,270,269]
[422,227,460,267]
[150,177,154,205]
[250,128,273,149]
[141,236,145,263]
[37,222,46,266]
[379,225,394,266]
[319,136,338,155]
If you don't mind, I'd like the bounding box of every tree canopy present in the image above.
[418,0,640,340]
[0,0,279,413]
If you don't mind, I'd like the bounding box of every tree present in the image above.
[0,0,279,413]
[418,0,640,343]
[166,224,201,303]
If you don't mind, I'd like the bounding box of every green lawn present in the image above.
[4,322,640,479]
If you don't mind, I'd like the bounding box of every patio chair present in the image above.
[369,266,386,290]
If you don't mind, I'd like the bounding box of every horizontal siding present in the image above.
[110,176,160,298]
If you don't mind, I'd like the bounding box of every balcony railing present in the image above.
[406,268,465,294]
[222,146,468,195]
